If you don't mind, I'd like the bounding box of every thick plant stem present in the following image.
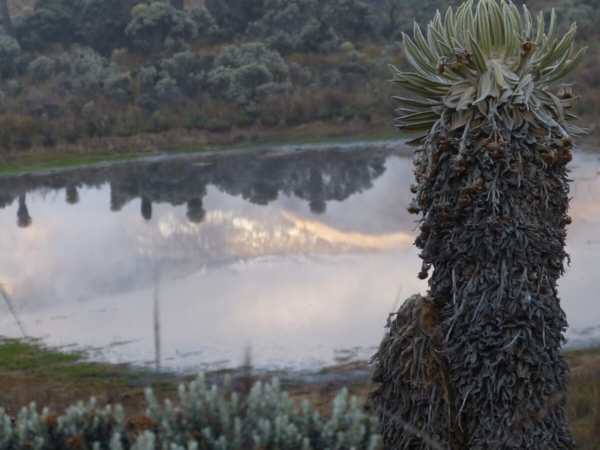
[429,138,573,448]
[367,1,584,447]
[368,137,576,449]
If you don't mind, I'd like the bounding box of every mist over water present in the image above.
[0,144,599,372]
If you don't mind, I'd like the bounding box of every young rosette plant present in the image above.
[367,0,586,449]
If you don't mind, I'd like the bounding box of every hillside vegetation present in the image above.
[0,0,596,154]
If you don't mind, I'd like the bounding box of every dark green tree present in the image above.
[125,2,197,53]
[141,196,152,221]
[161,51,205,96]
[325,0,375,42]
[16,193,31,228]
[77,0,133,56]
[0,35,20,78]
[186,198,205,223]
[207,42,290,112]
[0,0,13,36]
[204,0,264,38]
[246,0,338,54]
[15,0,81,51]
[65,185,79,205]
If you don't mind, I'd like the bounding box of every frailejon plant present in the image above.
[367,0,586,448]
[0,374,381,450]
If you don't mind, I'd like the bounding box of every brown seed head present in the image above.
[459,195,472,207]
[66,436,84,450]
[438,139,451,151]
[471,179,485,196]
[521,39,537,55]
[407,204,420,215]
[562,137,574,147]
[543,151,556,166]
[558,90,574,100]
[450,154,467,174]
[556,147,572,165]
[44,412,59,428]
[127,415,156,437]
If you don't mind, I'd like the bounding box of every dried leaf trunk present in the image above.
[367,138,576,448]
[366,1,585,446]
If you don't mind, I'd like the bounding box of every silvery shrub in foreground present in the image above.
[367,0,586,448]
[0,374,381,450]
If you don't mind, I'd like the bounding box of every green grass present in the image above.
[0,126,403,178]
[0,337,134,381]
[0,149,145,177]
[0,338,81,370]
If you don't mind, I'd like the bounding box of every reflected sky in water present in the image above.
[0,144,599,372]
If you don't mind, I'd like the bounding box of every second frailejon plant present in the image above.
[367,0,586,448]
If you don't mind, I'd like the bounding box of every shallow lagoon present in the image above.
[0,143,599,373]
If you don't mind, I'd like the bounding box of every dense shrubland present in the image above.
[0,0,596,152]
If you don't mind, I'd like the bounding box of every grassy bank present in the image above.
[1,117,596,179]
[0,338,598,448]
[0,148,149,177]
[0,117,399,177]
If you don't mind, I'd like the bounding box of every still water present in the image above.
[0,143,599,373]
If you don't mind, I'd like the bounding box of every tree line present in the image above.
[0,0,596,152]
[0,145,390,226]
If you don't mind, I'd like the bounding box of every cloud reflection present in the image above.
[0,148,599,370]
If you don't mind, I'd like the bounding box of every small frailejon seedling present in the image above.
[367,0,586,448]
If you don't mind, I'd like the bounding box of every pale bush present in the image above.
[0,374,381,450]
[288,62,314,88]
[137,66,159,91]
[28,56,55,82]
[190,6,219,38]
[161,51,205,94]
[0,35,20,77]
[4,79,20,96]
[340,41,355,52]
[130,3,148,17]
[208,43,290,112]
[60,48,115,94]
[81,101,95,118]
[154,75,179,103]
[125,2,197,53]
[103,72,133,102]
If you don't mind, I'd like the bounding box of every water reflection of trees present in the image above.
[17,194,32,228]
[0,147,391,226]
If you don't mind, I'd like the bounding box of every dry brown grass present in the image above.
[0,369,149,417]
[1,341,598,448]
[566,347,600,449]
